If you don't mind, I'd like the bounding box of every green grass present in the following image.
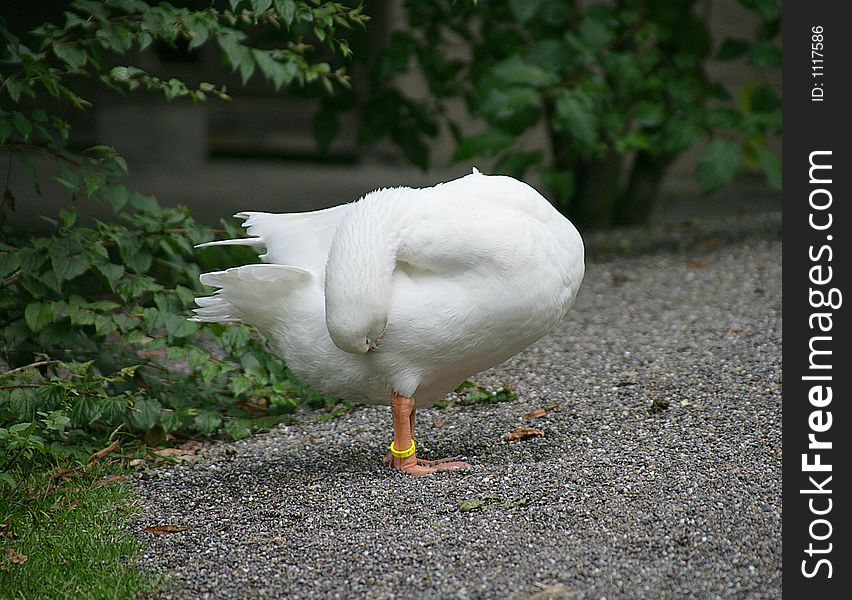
[0,465,153,599]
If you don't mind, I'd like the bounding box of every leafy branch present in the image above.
[0,0,358,489]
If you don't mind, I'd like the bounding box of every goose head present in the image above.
[326,303,388,354]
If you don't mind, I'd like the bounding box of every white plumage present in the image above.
[192,169,584,411]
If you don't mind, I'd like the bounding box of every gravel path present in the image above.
[133,214,782,599]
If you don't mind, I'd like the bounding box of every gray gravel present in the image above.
[133,213,782,599]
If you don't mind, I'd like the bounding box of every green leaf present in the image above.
[466,390,489,403]
[510,0,544,23]
[221,325,252,351]
[95,262,125,288]
[195,411,222,435]
[122,249,153,273]
[5,80,34,103]
[53,43,87,69]
[541,169,576,205]
[100,184,130,211]
[756,147,781,190]
[175,285,196,307]
[94,314,117,335]
[219,32,255,84]
[274,0,297,26]
[24,302,53,332]
[116,274,161,301]
[186,17,210,50]
[232,375,253,397]
[749,42,781,69]
[0,251,21,278]
[578,15,615,48]
[163,313,198,339]
[396,133,429,170]
[740,0,781,22]
[58,208,77,229]
[51,253,90,284]
[490,55,559,89]
[252,49,296,90]
[251,0,272,12]
[553,90,598,150]
[9,421,34,434]
[478,86,540,134]
[128,398,161,432]
[377,33,414,82]
[112,313,140,332]
[159,410,185,434]
[493,151,544,178]
[697,139,742,193]
[187,347,210,370]
[632,102,665,128]
[7,391,36,422]
[201,362,220,382]
[0,119,13,145]
[224,418,252,441]
[453,129,515,162]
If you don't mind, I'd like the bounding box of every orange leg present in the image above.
[383,392,469,476]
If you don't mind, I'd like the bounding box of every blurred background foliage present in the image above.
[331,0,781,229]
[0,0,364,489]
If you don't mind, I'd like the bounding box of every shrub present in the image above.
[0,0,366,489]
[347,0,781,228]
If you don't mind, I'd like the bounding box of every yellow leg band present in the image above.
[389,439,416,459]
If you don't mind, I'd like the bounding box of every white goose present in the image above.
[192,169,584,475]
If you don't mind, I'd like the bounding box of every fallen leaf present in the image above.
[687,259,710,269]
[504,427,545,442]
[153,445,203,462]
[153,448,188,458]
[522,403,561,420]
[698,238,718,250]
[433,419,444,428]
[4,548,28,564]
[143,524,188,535]
[178,440,204,453]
